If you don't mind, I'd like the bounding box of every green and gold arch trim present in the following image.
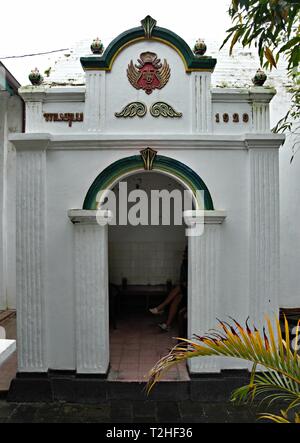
[83,154,214,210]
[81,20,217,73]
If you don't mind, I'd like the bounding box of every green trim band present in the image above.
[83,155,214,210]
[80,26,217,73]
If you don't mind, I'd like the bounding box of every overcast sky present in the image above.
[0,0,232,85]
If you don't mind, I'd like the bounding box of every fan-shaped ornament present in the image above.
[127,52,170,95]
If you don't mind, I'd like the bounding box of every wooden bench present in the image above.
[109,282,171,329]
[119,283,171,309]
[280,307,300,328]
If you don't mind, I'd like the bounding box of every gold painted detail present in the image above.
[115,102,147,118]
[150,102,182,118]
[141,15,157,39]
[140,147,157,170]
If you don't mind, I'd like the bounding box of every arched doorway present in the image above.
[83,153,214,211]
[108,171,188,381]
[70,152,226,377]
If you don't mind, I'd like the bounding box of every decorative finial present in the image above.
[29,68,44,86]
[193,39,207,56]
[140,147,157,170]
[252,68,267,86]
[141,15,157,39]
[91,37,104,55]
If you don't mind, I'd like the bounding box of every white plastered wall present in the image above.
[272,90,300,308]
[43,146,249,370]
[0,93,23,310]
[10,34,283,372]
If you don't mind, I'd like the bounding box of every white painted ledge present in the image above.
[9,133,285,150]
[184,210,227,225]
[0,340,16,366]
[212,87,276,104]
[68,209,113,225]
[68,209,97,224]
[18,86,85,103]
[68,209,227,225]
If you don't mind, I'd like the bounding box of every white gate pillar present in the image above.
[191,72,212,133]
[84,71,106,132]
[68,210,109,374]
[0,91,8,310]
[248,139,282,327]
[14,138,49,372]
[18,87,46,133]
[185,211,226,374]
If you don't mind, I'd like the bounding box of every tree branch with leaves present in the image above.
[222,0,299,135]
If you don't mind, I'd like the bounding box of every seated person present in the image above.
[149,246,187,331]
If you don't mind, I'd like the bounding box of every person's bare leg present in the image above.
[156,285,181,311]
[165,293,183,327]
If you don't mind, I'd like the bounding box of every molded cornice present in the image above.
[19,86,85,103]
[9,133,285,151]
[212,87,276,104]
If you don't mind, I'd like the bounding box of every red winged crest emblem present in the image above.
[127,52,171,95]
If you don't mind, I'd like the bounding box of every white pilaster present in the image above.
[249,147,280,326]
[25,102,44,132]
[85,71,106,132]
[0,91,8,309]
[252,103,270,133]
[69,210,109,374]
[19,87,46,133]
[192,72,212,133]
[185,211,226,374]
[16,142,48,372]
[250,88,275,133]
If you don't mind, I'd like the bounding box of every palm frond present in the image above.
[147,316,300,418]
[258,413,290,423]
[259,409,300,424]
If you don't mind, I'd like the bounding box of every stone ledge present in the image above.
[212,87,276,104]
[184,210,227,225]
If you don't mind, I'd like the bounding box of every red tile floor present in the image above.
[108,307,190,382]
[0,307,190,389]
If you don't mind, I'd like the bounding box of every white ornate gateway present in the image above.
[9,17,284,384]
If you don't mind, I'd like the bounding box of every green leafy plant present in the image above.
[221,0,300,138]
[147,316,300,423]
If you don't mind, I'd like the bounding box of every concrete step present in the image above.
[0,340,16,367]
[7,370,250,403]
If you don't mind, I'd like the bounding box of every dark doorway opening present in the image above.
[108,172,190,382]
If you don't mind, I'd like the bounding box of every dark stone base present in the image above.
[189,370,250,402]
[7,370,250,403]
[9,373,53,403]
